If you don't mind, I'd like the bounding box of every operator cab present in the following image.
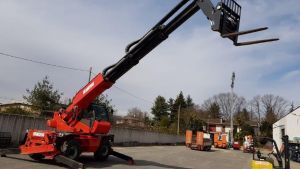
[81,104,110,123]
[90,104,110,122]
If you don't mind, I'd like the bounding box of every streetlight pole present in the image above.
[230,72,235,147]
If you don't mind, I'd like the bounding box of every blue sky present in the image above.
[0,0,299,115]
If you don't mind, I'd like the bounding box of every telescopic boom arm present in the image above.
[103,0,278,82]
[62,0,278,127]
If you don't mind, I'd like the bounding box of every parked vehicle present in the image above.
[186,130,212,151]
[244,135,255,153]
[214,133,227,149]
[233,141,240,150]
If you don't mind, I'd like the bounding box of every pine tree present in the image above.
[186,95,194,108]
[169,91,187,125]
[167,98,176,123]
[174,91,187,111]
[208,102,221,118]
[151,96,169,122]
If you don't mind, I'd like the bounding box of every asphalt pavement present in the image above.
[0,146,299,169]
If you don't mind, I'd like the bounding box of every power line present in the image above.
[0,52,153,105]
[0,52,89,72]
[113,86,153,104]
[90,71,153,104]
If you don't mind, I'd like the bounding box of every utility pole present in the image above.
[207,115,211,133]
[230,72,235,147]
[177,104,181,135]
[88,67,92,82]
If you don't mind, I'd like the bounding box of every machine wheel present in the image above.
[204,146,211,151]
[61,139,81,160]
[19,132,28,145]
[29,153,45,161]
[94,141,110,161]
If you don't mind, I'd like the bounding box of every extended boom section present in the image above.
[103,0,278,83]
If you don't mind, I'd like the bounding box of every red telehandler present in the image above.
[1,0,278,168]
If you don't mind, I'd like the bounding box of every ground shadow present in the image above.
[80,155,192,169]
[190,149,219,153]
[3,154,192,169]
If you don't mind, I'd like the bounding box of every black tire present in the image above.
[205,146,211,151]
[61,139,81,160]
[29,153,45,161]
[94,142,110,161]
[19,133,28,145]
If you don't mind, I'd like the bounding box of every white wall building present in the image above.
[273,107,300,146]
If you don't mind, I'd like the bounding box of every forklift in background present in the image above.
[252,136,290,169]
[1,0,278,168]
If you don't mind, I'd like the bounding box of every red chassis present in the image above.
[20,73,114,160]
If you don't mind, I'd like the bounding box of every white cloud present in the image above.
[281,70,300,81]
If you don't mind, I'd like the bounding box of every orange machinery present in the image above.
[186,130,211,151]
[214,132,227,149]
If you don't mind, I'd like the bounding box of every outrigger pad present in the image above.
[54,155,85,169]
[110,150,134,165]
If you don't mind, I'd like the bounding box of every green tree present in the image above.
[207,102,221,119]
[160,115,170,127]
[186,95,194,108]
[167,98,176,123]
[174,91,187,109]
[260,120,273,138]
[170,91,187,122]
[144,113,152,126]
[23,76,62,111]
[234,108,250,126]
[181,107,205,132]
[235,123,254,142]
[151,96,169,122]
[189,118,205,132]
